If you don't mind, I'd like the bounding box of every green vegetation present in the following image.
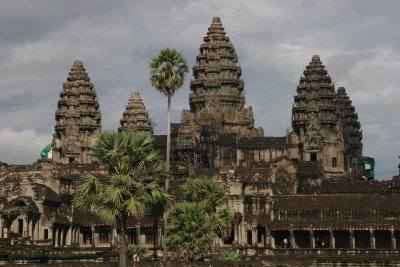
[167,177,233,261]
[149,48,189,260]
[73,132,171,267]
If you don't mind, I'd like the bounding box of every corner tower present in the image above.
[119,91,153,134]
[180,17,263,139]
[336,87,363,174]
[52,60,101,164]
[288,55,345,178]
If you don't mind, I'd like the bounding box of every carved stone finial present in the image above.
[119,91,153,135]
[311,55,321,62]
[212,17,222,24]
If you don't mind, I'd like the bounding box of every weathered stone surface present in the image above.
[119,91,153,134]
[288,55,347,178]
[336,87,363,175]
[180,17,263,139]
[52,60,101,164]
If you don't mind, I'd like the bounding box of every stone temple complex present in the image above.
[0,17,400,264]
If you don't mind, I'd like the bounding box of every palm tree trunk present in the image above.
[163,94,171,261]
[119,217,128,267]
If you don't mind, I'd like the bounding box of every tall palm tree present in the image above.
[149,48,189,260]
[73,132,171,267]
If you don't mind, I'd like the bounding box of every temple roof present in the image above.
[119,91,153,134]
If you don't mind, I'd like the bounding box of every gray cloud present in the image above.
[0,0,399,179]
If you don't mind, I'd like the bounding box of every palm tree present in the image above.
[149,48,189,259]
[166,202,215,261]
[73,132,171,267]
[182,178,234,240]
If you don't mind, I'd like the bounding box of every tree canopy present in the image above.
[73,132,171,267]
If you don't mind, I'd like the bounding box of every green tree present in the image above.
[73,132,171,267]
[166,202,215,261]
[182,178,234,239]
[149,48,189,259]
[166,178,233,260]
[224,251,242,267]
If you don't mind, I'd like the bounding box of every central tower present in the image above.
[180,17,263,140]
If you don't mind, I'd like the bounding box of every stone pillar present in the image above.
[0,216,3,238]
[350,228,355,249]
[370,228,375,249]
[271,231,276,249]
[240,223,246,245]
[252,226,257,246]
[330,227,335,248]
[54,227,59,247]
[23,217,28,237]
[66,226,71,246]
[290,229,295,248]
[309,229,315,248]
[391,228,396,249]
[266,228,271,247]
[136,224,141,245]
[91,225,95,248]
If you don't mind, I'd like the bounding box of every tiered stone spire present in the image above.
[119,91,153,134]
[292,55,338,132]
[289,55,345,178]
[52,60,101,164]
[335,87,363,174]
[181,17,263,137]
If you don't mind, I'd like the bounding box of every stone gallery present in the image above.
[0,17,399,262]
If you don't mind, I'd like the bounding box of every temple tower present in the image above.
[119,91,153,134]
[335,87,363,174]
[52,60,101,164]
[180,17,263,140]
[288,55,345,178]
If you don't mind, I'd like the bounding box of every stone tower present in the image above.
[180,17,263,140]
[52,60,101,164]
[119,91,153,134]
[288,55,345,178]
[336,87,363,174]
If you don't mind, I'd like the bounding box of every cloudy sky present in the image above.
[0,0,399,179]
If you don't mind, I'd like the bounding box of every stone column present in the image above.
[330,227,335,248]
[23,217,28,237]
[91,225,95,248]
[309,229,315,248]
[66,226,71,246]
[0,216,3,238]
[370,228,375,249]
[290,229,295,248]
[240,223,246,245]
[271,231,276,249]
[54,227,59,247]
[350,228,355,249]
[391,228,396,249]
[136,223,141,245]
[265,227,271,247]
[252,226,257,246]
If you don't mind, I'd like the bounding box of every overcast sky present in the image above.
[0,0,399,179]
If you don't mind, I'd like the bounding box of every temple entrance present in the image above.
[375,230,391,248]
[396,231,400,249]
[314,230,330,248]
[294,230,310,248]
[223,229,234,245]
[257,226,266,245]
[273,230,290,248]
[334,230,350,248]
[354,230,370,248]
